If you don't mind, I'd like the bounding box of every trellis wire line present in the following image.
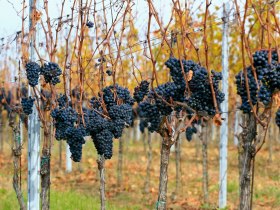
[0,0,119,45]
[0,4,274,50]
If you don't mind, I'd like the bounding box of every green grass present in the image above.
[0,188,142,210]
[254,186,280,205]
[227,181,238,193]
[0,188,25,210]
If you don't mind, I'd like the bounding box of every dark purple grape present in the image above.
[40,62,62,85]
[86,21,94,28]
[25,61,40,87]
[21,97,35,115]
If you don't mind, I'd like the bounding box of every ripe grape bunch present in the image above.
[90,96,101,109]
[41,62,62,85]
[51,105,87,162]
[65,126,87,162]
[255,50,279,106]
[57,94,68,107]
[108,104,133,137]
[52,84,134,161]
[101,84,134,108]
[21,97,35,115]
[133,80,150,103]
[87,110,114,159]
[25,61,41,87]
[138,101,162,133]
[236,50,279,115]
[86,21,94,28]
[138,57,224,134]
[166,57,224,116]
[106,69,112,76]
[184,107,201,141]
[185,126,197,141]
[51,106,78,140]
[235,66,258,113]
[87,84,134,159]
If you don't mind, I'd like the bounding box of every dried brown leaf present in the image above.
[187,70,193,81]
[273,92,280,108]
[213,113,222,126]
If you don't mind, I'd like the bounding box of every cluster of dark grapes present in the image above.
[236,50,279,115]
[133,80,150,103]
[165,58,200,89]
[257,86,272,106]
[87,110,113,159]
[40,62,62,85]
[188,69,224,116]
[92,129,114,159]
[25,61,62,87]
[86,21,94,28]
[106,69,112,76]
[235,66,258,113]
[257,63,280,105]
[166,57,224,116]
[137,74,187,132]
[276,108,280,128]
[101,85,134,108]
[185,126,197,141]
[138,101,162,133]
[90,96,101,109]
[253,50,278,67]
[138,57,224,133]
[108,104,132,138]
[64,126,87,162]
[51,107,78,140]
[51,97,89,162]
[184,107,201,141]
[57,94,68,107]
[51,105,87,162]
[87,84,134,159]
[21,97,35,115]
[153,82,185,115]
[52,84,134,161]
[254,50,279,107]
[25,61,41,87]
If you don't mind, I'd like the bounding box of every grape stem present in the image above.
[234,0,265,127]
[93,108,111,120]
[203,0,219,115]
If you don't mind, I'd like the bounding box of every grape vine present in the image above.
[138,57,224,134]
[21,97,35,115]
[235,50,280,124]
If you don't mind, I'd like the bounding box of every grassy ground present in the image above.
[0,124,280,210]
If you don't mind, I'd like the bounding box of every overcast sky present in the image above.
[0,0,228,40]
